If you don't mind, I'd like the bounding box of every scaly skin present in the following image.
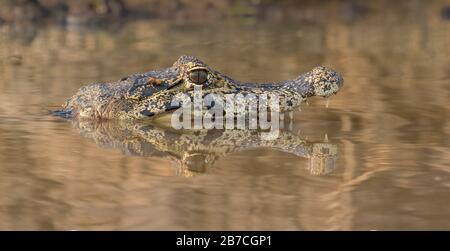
[56,55,343,120]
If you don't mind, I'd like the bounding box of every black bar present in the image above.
[0,231,448,249]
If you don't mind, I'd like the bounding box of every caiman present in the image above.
[56,56,343,120]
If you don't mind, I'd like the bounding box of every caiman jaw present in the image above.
[226,66,344,112]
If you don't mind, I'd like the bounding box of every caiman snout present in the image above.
[306,66,344,98]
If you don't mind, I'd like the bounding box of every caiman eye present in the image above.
[189,69,208,85]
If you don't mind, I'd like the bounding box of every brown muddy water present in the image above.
[0,12,449,230]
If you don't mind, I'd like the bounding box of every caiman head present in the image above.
[57,55,343,119]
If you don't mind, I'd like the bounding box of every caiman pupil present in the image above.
[189,69,208,85]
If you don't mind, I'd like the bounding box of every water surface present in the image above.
[0,13,449,230]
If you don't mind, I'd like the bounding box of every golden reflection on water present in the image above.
[0,3,449,230]
[70,120,339,177]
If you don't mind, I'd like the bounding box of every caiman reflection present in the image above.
[71,120,339,176]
